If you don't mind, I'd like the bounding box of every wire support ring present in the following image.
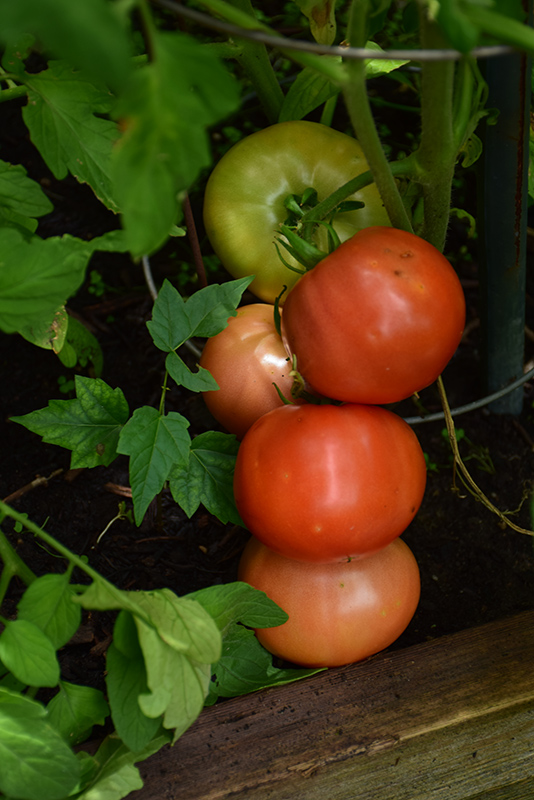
[153,0,515,62]
[404,366,534,425]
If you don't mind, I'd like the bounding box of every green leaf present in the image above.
[18,305,69,352]
[189,582,321,704]
[46,681,109,747]
[0,619,60,687]
[75,581,142,616]
[147,279,190,352]
[17,572,82,649]
[0,687,81,800]
[57,315,104,376]
[75,732,172,799]
[0,158,53,219]
[165,351,218,392]
[294,0,338,45]
[134,592,221,741]
[180,278,255,339]
[22,61,120,210]
[204,622,321,704]
[363,41,410,78]
[80,585,221,743]
[106,613,162,753]
[0,0,132,92]
[11,376,130,468]
[133,589,221,663]
[279,63,341,122]
[458,0,533,55]
[147,277,253,352]
[117,407,191,525]
[0,229,92,334]
[0,204,38,234]
[190,581,288,634]
[1,32,34,75]
[169,431,243,524]
[435,0,481,52]
[111,30,240,256]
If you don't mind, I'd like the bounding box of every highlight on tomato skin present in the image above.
[233,402,427,563]
[281,226,467,405]
[199,303,297,440]
[238,536,421,668]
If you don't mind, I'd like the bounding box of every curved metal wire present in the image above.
[403,366,534,425]
[153,0,515,62]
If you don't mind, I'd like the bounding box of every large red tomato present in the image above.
[199,304,296,440]
[233,403,427,562]
[281,226,466,404]
[238,536,420,667]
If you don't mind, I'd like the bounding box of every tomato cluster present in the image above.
[202,124,466,668]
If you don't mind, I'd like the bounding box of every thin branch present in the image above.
[183,194,208,288]
[438,376,534,537]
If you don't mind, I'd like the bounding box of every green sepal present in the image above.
[277,224,328,271]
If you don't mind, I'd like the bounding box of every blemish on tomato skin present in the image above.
[400,250,413,258]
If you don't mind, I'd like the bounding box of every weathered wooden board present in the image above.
[134,611,534,800]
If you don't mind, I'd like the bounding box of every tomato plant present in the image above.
[203,121,391,304]
[199,303,297,440]
[281,226,466,404]
[238,535,421,668]
[233,402,427,562]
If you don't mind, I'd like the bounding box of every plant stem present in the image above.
[0,528,37,606]
[159,371,169,416]
[138,0,158,60]
[217,0,284,122]
[437,377,534,537]
[342,0,413,232]
[0,84,27,103]
[300,157,419,239]
[0,501,156,624]
[183,194,208,287]
[414,9,457,251]
[307,158,418,221]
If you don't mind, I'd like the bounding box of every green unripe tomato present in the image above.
[203,121,391,304]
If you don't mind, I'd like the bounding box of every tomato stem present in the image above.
[342,0,413,233]
[299,157,418,239]
[437,376,534,537]
[413,10,457,251]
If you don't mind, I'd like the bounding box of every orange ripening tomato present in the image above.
[233,403,427,562]
[238,536,421,668]
[281,226,466,404]
[199,304,296,440]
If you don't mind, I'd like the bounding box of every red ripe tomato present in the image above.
[233,403,427,562]
[281,226,466,404]
[199,304,295,440]
[238,536,420,667]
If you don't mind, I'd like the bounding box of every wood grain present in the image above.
[134,610,534,799]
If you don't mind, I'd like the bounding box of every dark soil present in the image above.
[2,91,534,695]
